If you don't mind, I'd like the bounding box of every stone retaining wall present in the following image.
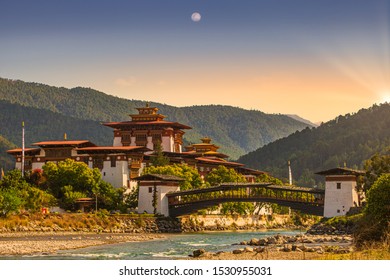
[0,214,301,233]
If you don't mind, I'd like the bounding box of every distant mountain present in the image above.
[239,103,390,186]
[0,134,17,170]
[286,114,318,127]
[0,77,311,163]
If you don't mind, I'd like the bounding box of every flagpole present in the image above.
[21,121,25,177]
[288,160,292,186]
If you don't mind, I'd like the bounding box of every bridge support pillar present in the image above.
[316,168,364,217]
[135,174,183,216]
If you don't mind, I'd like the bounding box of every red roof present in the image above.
[33,140,96,147]
[236,166,266,175]
[76,146,150,153]
[103,120,191,129]
[7,148,41,155]
[195,157,244,166]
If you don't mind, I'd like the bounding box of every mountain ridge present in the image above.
[238,103,390,186]
[0,77,311,160]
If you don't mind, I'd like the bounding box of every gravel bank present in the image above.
[0,232,165,256]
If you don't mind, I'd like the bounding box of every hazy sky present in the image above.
[1,0,390,122]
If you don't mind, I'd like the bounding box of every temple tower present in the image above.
[316,167,364,217]
[103,103,191,153]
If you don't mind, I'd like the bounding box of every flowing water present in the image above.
[11,230,299,260]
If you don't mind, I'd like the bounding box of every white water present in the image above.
[8,230,299,260]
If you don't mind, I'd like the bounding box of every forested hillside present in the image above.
[0,135,16,170]
[0,77,310,159]
[0,100,113,170]
[239,103,390,186]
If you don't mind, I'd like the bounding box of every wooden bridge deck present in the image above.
[167,183,325,217]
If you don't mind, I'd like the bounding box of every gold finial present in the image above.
[64,133,67,140]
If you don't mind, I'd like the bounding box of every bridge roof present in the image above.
[166,183,324,197]
[315,167,365,176]
[134,173,185,182]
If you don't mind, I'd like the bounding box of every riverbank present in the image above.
[0,232,164,256]
[0,213,319,258]
[190,233,355,260]
[0,212,315,233]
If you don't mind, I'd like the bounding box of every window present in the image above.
[45,148,71,158]
[337,183,341,189]
[148,187,153,193]
[337,209,340,213]
[92,157,104,170]
[135,134,147,146]
[110,156,116,167]
[152,133,162,143]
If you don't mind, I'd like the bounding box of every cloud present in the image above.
[115,76,137,87]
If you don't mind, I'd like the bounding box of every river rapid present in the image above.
[8,230,299,260]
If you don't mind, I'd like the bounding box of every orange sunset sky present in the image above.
[1,0,390,122]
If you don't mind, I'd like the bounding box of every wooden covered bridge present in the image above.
[166,182,324,217]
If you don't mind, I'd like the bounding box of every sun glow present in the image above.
[379,92,390,103]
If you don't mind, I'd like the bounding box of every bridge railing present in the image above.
[167,183,324,206]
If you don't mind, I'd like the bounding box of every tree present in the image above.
[255,173,283,185]
[363,153,390,192]
[365,173,390,223]
[355,173,390,245]
[254,173,283,215]
[0,169,30,191]
[42,159,118,211]
[150,141,170,167]
[205,165,246,186]
[0,169,56,213]
[205,166,253,215]
[143,164,203,190]
[0,188,22,217]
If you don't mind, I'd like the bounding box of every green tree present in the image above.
[24,187,57,212]
[0,169,30,191]
[205,165,246,186]
[254,173,283,215]
[0,169,57,213]
[363,153,390,192]
[121,186,139,211]
[150,141,170,167]
[0,188,22,217]
[355,173,390,245]
[205,166,253,215]
[42,159,118,211]
[255,173,283,185]
[365,173,390,223]
[143,164,203,190]
[62,185,87,211]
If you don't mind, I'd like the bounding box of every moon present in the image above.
[191,12,201,22]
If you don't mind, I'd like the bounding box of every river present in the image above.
[11,230,300,260]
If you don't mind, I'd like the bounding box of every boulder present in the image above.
[233,249,245,254]
[258,238,268,246]
[245,247,254,252]
[249,238,259,246]
[282,244,292,252]
[192,249,206,257]
[255,247,265,253]
[267,237,276,244]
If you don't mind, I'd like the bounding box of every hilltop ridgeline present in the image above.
[238,103,390,186]
[0,77,310,164]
